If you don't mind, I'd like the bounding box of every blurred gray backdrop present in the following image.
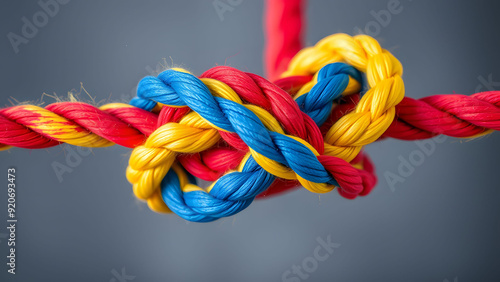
[1,0,500,281]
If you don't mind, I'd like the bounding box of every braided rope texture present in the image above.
[2,34,500,222]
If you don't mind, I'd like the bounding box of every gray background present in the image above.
[1,0,500,281]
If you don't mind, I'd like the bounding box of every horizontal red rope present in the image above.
[0,102,158,149]
[385,91,500,140]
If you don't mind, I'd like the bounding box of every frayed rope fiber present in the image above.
[2,32,500,222]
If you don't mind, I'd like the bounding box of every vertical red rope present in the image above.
[264,0,305,81]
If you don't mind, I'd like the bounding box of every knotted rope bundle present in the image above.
[124,34,400,221]
[2,1,500,222]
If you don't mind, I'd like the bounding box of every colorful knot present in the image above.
[127,63,372,221]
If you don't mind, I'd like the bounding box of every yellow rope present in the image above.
[283,33,405,162]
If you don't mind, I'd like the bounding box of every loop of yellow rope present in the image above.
[282,33,405,162]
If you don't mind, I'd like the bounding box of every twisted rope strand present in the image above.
[0,102,157,149]
[384,92,500,140]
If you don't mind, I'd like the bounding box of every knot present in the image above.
[128,64,368,221]
[1,30,499,223]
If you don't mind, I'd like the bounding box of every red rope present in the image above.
[264,0,305,81]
